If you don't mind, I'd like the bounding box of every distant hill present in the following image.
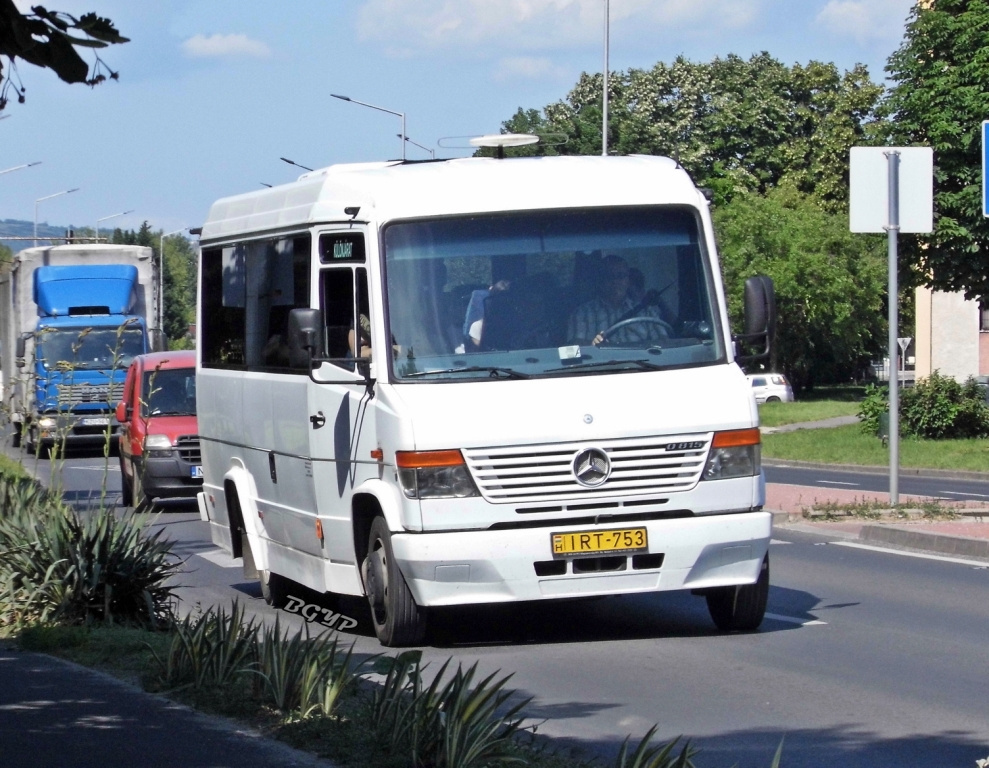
[1,218,84,253]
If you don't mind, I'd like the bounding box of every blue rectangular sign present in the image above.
[984,121,989,217]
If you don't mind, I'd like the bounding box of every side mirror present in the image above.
[288,308,324,369]
[15,335,26,369]
[736,275,776,364]
[115,401,128,423]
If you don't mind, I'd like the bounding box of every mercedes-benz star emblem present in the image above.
[572,447,611,487]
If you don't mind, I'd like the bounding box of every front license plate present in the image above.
[80,417,110,426]
[191,466,203,479]
[551,527,648,558]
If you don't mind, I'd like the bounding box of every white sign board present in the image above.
[849,147,933,233]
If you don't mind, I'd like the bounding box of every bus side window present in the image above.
[320,268,356,363]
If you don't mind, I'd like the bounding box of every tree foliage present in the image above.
[0,0,127,110]
[883,0,989,301]
[494,54,884,209]
[112,224,196,349]
[714,187,887,392]
[494,54,889,388]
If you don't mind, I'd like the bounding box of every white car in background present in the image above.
[747,373,794,404]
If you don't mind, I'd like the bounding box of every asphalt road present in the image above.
[765,463,989,504]
[13,448,989,768]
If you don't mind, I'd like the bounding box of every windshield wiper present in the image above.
[404,366,530,380]
[557,359,664,374]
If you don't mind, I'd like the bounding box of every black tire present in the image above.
[120,455,133,507]
[131,461,152,510]
[363,516,426,646]
[766,396,781,403]
[11,423,21,449]
[260,569,290,608]
[706,554,769,632]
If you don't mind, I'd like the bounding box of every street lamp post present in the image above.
[159,228,188,340]
[397,134,434,159]
[0,161,42,176]
[95,209,134,243]
[34,188,80,246]
[603,0,610,156]
[331,93,406,160]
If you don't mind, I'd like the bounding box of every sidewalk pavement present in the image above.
[0,642,339,768]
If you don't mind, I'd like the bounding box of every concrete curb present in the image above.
[858,524,989,562]
[772,513,989,563]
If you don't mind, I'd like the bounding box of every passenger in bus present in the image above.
[567,255,670,346]
[348,312,372,358]
[460,279,511,351]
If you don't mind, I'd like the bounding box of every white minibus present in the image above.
[196,138,776,646]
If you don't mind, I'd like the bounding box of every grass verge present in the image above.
[757,400,859,428]
[762,423,989,472]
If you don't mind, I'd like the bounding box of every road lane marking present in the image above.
[938,490,989,499]
[770,539,791,545]
[197,549,241,568]
[764,612,827,626]
[817,480,858,486]
[832,541,989,567]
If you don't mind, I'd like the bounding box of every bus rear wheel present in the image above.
[260,569,289,608]
[706,554,769,632]
[363,516,426,647]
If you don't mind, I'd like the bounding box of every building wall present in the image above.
[915,285,981,381]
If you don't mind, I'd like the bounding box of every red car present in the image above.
[116,350,202,507]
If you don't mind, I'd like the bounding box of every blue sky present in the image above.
[1,0,914,239]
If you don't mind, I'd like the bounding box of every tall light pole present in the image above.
[159,228,188,339]
[602,0,610,156]
[331,93,406,160]
[1,161,42,176]
[280,156,313,172]
[95,209,134,243]
[34,188,80,246]
[397,134,434,159]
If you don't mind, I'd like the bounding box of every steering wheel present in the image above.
[598,316,673,346]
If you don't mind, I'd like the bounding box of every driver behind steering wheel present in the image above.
[566,255,671,347]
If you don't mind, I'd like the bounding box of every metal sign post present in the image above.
[886,150,901,504]
[850,146,933,507]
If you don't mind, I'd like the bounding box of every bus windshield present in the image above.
[383,206,724,381]
[37,327,145,371]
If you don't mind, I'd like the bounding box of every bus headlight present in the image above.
[396,450,480,499]
[702,428,761,480]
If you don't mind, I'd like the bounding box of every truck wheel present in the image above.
[706,554,769,632]
[362,516,426,646]
[260,569,289,608]
[131,462,151,510]
[120,455,133,507]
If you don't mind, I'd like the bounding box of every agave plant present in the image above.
[0,479,179,629]
[371,651,531,768]
[151,602,259,691]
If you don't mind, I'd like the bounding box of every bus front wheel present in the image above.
[363,516,426,647]
[705,554,769,632]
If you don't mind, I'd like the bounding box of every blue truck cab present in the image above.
[0,246,160,455]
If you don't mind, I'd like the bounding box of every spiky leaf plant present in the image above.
[0,476,178,629]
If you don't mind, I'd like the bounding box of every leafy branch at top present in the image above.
[0,0,128,109]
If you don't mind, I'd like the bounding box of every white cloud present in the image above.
[816,0,915,45]
[355,0,762,55]
[181,33,271,59]
[493,56,570,82]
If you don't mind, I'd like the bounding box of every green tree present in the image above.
[0,0,127,110]
[883,0,989,301]
[160,232,196,348]
[714,186,887,391]
[493,54,884,207]
[111,225,196,349]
